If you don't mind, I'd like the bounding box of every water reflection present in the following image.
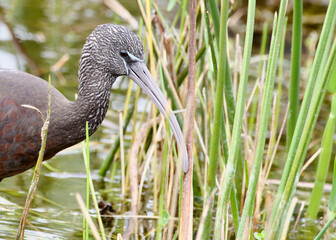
[0,0,141,238]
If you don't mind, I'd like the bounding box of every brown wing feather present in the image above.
[0,96,44,179]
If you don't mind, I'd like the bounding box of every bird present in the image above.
[0,24,188,181]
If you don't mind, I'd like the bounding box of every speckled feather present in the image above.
[0,24,144,180]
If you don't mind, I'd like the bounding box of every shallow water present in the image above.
[0,0,145,239]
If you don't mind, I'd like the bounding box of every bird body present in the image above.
[0,24,188,180]
[0,69,110,179]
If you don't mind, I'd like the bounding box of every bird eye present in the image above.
[120,50,128,58]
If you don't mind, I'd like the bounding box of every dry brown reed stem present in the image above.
[166,169,182,239]
[51,54,70,72]
[254,102,289,222]
[50,54,70,85]
[254,67,265,148]
[264,104,289,179]
[123,117,160,239]
[255,83,288,221]
[166,148,175,209]
[300,148,321,174]
[75,193,102,240]
[152,13,177,85]
[195,189,217,240]
[241,104,251,209]
[136,0,185,111]
[103,0,138,29]
[16,120,48,239]
[179,0,196,238]
[293,200,305,232]
[280,197,298,240]
[264,191,273,229]
[254,94,278,222]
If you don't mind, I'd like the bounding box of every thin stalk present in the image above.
[204,0,218,79]
[16,76,51,240]
[214,0,256,236]
[223,43,240,200]
[151,1,185,47]
[259,23,269,74]
[202,0,229,238]
[273,18,287,146]
[155,134,169,240]
[84,122,106,240]
[144,0,154,74]
[177,46,206,87]
[84,141,89,240]
[152,105,158,212]
[249,22,268,135]
[206,0,236,126]
[329,64,336,93]
[313,213,336,240]
[76,193,102,240]
[98,104,134,177]
[123,81,133,121]
[286,0,302,150]
[177,0,189,60]
[119,112,125,199]
[238,6,284,238]
[267,29,336,239]
[306,92,336,218]
[179,0,196,238]
[207,0,220,45]
[266,1,336,237]
[328,155,336,212]
[220,107,240,231]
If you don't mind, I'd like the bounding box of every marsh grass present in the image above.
[74,0,336,239]
[86,0,335,239]
[16,76,51,240]
[81,122,106,240]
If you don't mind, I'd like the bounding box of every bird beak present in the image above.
[128,61,189,172]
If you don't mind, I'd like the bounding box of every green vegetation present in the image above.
[2,0,336,239]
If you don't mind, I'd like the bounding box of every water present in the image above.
[0,0,144,239]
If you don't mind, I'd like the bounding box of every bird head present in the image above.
[80,24,189,173]
[82,24,144,76]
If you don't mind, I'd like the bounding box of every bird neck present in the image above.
[75,63,115,135]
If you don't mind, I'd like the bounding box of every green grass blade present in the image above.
[328,59,336,93]
[266,0,336,237]
[16,76,51,240]
[249,22,268,134]
[204,0,218,79]
[237,2,285,236]
[267,27,336,240]
[214,0,256,237]
[313,213,336,240]
[155,131,169,240]
[202,0,229,238]
[328,154,336,212]
[287,0,302,150]
[98,104,134,177]
[307,93,336,219]
[84,122,106,240]
[207,0,220,45]
[83,140,89,239]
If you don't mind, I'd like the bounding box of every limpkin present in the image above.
[0,24,188,180]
